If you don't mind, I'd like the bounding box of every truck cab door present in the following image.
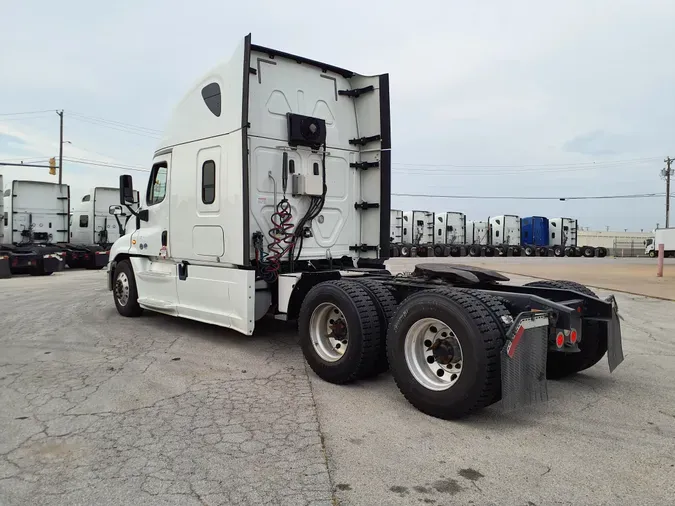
[130,154,178,312]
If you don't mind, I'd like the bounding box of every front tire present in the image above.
[299,281,380,384]
[386,289,504,419]
[648,250,655,258]
[113,260,143,317]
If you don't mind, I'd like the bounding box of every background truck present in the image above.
[1,180,67,275]
[549,217,607,258]
[0,174,8,278]
[401,210,434,256]
[521,216,550,256]
[389,209,403,256]
[106,33,623,420]
[466,220,492,256]
[488,215,522,256]
[433,212,466,257]
[67,187,138,269]
[645,228,675,257]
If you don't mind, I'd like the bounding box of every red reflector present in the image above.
[570,329,578,344]
[84,254,89,259]
[556,332,565,348]
[507,326,525,358]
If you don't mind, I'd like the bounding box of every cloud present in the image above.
[562,130,631,156]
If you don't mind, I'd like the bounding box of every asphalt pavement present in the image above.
[1,266,674,506]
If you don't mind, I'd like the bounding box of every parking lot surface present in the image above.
[1,264,675,506]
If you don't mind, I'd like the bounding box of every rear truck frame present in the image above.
[105,34,624,419]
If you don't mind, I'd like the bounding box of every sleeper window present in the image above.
[80,215,89,227]
[202,160,216,205]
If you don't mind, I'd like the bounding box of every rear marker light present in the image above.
[570,329,578,344]
[556,332,565,348]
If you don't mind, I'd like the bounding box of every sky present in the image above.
[1,0,673,231]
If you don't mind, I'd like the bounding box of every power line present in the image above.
[392,192,669,200]
[63,157,149,172]
[0,110,55,117]
[68,115,161,139]
[68,112,162,134]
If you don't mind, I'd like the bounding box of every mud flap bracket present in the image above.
[500,311,550,412]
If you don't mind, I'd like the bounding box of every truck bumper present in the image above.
[42,252,66,274]
[91,250,110,268]
[8,252,39,274]
[0,254,11,279]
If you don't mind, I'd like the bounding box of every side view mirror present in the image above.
[109,204,123,216]
[120,175,136,205]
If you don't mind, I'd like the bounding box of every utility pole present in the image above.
[57,110,64,185]
[663,157,674,228]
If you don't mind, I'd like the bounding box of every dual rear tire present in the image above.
[299,280,511,419]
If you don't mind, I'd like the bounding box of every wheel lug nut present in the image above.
[426,356,435,364]
[430,326,438,333]
[424,339,432,347]
[436,369,444,377]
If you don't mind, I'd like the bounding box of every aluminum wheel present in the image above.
[404,317,463,391]
[115,271,130,307]
[309,303,349,362]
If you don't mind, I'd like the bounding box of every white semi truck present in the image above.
[67,187,139,269]
[488,215,522,256]
[645,228,675,257]
[0,174,7,278]
[549,217,607,258]
[1,180,68,275]
[106,34,624,419]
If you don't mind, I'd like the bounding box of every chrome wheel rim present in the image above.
[309,303,348,362]
[404,318,463,391]
[115,271,130,307]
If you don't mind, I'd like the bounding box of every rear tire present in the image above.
[352,278,399,376]
[433,245,444,257]
[113,260,143,317]
[564,247,575,257]
[386,289,504,419]
[299,281,380,384]
[468,245,480,257]
[583,246,595,258]
[596,247,607,258]
[524,246,534,257]
[524,280,607,379]
[483,246,495,257]
[553,246,564,257]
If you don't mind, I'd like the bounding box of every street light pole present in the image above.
[57,110,64,185]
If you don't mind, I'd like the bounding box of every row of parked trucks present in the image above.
[0,175,136,278]
[389,210,608,258]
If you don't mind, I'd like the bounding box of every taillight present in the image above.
[556,332,565,348]
[570,329,578,344]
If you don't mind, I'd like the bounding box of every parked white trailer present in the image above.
[1,180,67,275]
[0,174,4,245]
[645,228,675,257]
[106,33,624,420]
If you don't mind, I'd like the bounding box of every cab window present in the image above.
[147,162,168,206]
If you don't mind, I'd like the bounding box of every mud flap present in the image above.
[500,312,550,412]
[605,296,624,373]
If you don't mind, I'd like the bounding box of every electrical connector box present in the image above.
[291,174,323,197]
